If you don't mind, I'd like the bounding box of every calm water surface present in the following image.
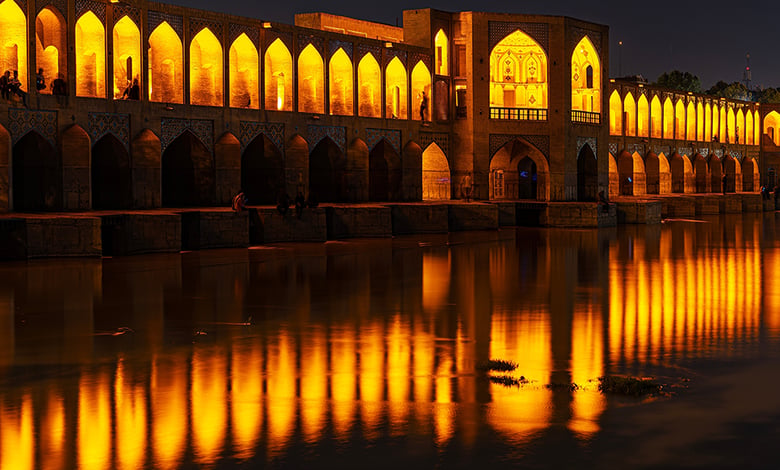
[2,214,780,469]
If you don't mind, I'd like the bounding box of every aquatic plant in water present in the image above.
[598,376,661,396]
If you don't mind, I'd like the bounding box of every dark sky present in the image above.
[172,0,775,89]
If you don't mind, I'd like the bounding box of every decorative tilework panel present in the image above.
[628,143,643,155]
[419,132,448,156]
[366,128,401,154]
[307,125,345,153]
[88,113,130,150]
[76,0,105,23]
[410,52,432,70]
[569,28,602,56]
[329,40,353,59]
[239,121,285,153]
[489,21,549,52]
[113,5,140,27]
[229,23,259,47]
[577,137,598,159]
[698,148,710,157]
[652,145,670,156]
[8,109,57,147]
[148,11,183,38]
[678,147,692,157]
[608,142,618,155]
[357,44,382,62]
[384,49,407,67]
[266,31,293,50]
[713,148,723,158]
[489,134,549,160]
[161,118,213,152]
[37,0,67,15]
[298,34,324,55]
[731,151,742,161]
[190,18,223,37]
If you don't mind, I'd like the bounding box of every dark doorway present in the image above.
[162,131,215,206]
[694,157,707,193]
[13,132,61,211]
[645,154,659,194]
[709,158,722,194]
[242,135,284,205]
[369,139,401,201]
[92,134,132,209]
[670,154,685,193]
[309,138,345,203]
[517,157,537,199]
[577,144,597,201]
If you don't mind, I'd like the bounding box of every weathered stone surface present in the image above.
[616,200,662,224]
[101,213,181,255]
[25,217,102,258]
[252,208,328,243]
[327,206,393,239]
[389,204,448,234]
[741,193,762,212]
[543,202,600,228]
[180,210,249,250]
[447,203,499,231]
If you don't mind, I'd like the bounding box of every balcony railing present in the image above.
[489,107,547,121]
[572,110,601,124]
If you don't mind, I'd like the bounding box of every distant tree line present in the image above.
[652,70,780,103]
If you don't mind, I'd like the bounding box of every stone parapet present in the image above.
[25,216,102,258]
[542,203,600,228]
[252,208,328,243]
[616,200,662,224]
[101,213,181,256]
[326,206,393,239]
[180,210,249,250]
[447,203,499,231]
[741,193,762,213]
[388,204,448,234]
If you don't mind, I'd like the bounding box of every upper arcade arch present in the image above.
[229,33,259,109]
[746,110,754,145]
[764,111,780,146]
[434,29,448,76]
[674,99,685,139]
[737,109,745,144]
[609,90,621,135]
[489,30,548,111]
[329,48,353,116]
[75,10,105,97]
[265,38,293,111]
[571,36,600,113]
[650,95,662,138]
[754,110,761,145]
[637,94,649,137]
[663,97,673,139]
[386,57,408,119]
[190,27,223,107]
[624,92,636,136]
[712,104,720,141]
[357,53,381,118]
[36,5,66,94]
[113,15,141,100]
[696,102,704,141]
[705,103,712,142]
[727,107,736,144]
[148,21,183,103]
[0,0,27,93]
[686,101,695,141]
[298,43,324,114]
[411,61,432,121]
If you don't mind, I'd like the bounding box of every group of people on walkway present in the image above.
[232,189,319,219]
[0,68,68,107]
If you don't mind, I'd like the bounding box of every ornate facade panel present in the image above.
[8,109,57,147]
[239,121,285,153]
[678,147,692,157]
[307,125,346,153]
[265,31,293,50]
[298,34,325,55]
[698,148,710,157]
[577,137,598,158]
[569,27,602,55]
[489,134,549,160]
[419,132,449,155]
[608,142,618,155]
[652,145,670,155]
[148,11,183,38]
[489,21,549,52]
[36,0,66,15]
[76,0,105,22]
[713,148,723,158]
[410,51,432,70]
[357,43,382,61]
[113,5,140,27]
[229,23,259,47]
[329,40,353,59]
[161,118,213,152]
[88,113,130,150]
[366,128,401,154]
[384,49,407,67]
[190,18,223,37]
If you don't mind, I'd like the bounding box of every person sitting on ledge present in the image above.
[51,74,67,96]
[8,70,27,107]
[122,78,140,100]
[232,190,247,212]
[0,71,9,100]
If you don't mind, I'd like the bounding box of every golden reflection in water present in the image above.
[42,389,65,470]
[192,346,227,465]
[78,370,111,470]
[330,326,356,440]
[422,252,450,312]
[300,326,327,443]
[360,324,384,440]
[231,339,263,460]
[412,321,434,403]
[1,392,34,470]
[266,328,296,456]
[433,346,454,447]
[151,355,187,470]
[569,303,604,437]
[386,315,410,435]
[115,358,146,470]
[488,311,552,444]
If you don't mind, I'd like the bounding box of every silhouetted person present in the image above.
[51,73,67,96]
[35,68,46,92]
[294,191,305,219]
[0,71,9,100]
[123,78,140,100]
[276,189,290,216]
[419,91,428,121]
[8,70,26,106]
[232,190,247,212]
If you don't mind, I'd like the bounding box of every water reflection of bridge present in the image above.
[1,216,779,466]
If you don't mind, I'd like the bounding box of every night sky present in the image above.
[169,0,775,90]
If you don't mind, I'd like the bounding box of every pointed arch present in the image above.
[490,138,550,201]
[422,143,450,200]
[608,153,618,198]
[708,155,723,193]
[357,53,381,117]
[675,99,685,139]
[13,131,60,211]
[645,152,671,194]
[727,107,736,144]
[0,0,27,93]
[705,103,712,142]
[229,33,258,109]
[763,111,780,146]
[369,139,402,201]
[75,11,105,97]
[489,30,547,111]
[663,97,674,139]
[742,157,759,192]
[385,57,407,119]
[719,105,727,143]
[190,28,223,106]
[617,151,646,195]
[297,43,324,113]
[623,92,636,136]
[264,38,293,111]
[309,136,346,202]
[746,109,754,145]
[242,134,283,204]
[686,101,695,141]
[609,90,622,135]
[329,48,353,116]
[637,94,649,137]
[696,102,704,141]
[736,109,745,144]
[411,61,432,121]
[131,129,161,208]
[692,154,708,193]
[577,144,597,201]
[669,153,692,193]
[754,110,761,145]
[434,29,448,76]
[722,154,741,192]
[712,103,720,141]
[148,21,183,103]
[113,15,141,99]
[92,134,131,209]
[162,130,214,206]
[651,95,662,138]
[36,6,67,94]
[571,36,601,113]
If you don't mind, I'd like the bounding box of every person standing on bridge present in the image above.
[419,91,428,121]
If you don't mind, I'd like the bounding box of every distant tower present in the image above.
[743,53,752,92]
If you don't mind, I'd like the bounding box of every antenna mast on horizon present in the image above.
[743,53,752,91]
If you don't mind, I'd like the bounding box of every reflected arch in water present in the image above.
[422,142,450,200]
[241,134,284,205]
[92,133,131,209]
[162,130,215,206]
[490,138,549,201]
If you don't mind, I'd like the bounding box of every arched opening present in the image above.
[92,134,131,209]
[309,138,345,202]
[434,29,448,76]
[686,101,695,141]
[75,11,105,97]
[489,30,547,112]
[162,131,215,206]
[645,152,660,194]
[571,36,601,113]
[754,110,761,146]
[651,95,662,138]
[763,111,780,146]
[663,98,674,139]
[369,140,401,201]
[608,153,618,198]
[328,48,353,116]
[385,57,407,119]
[722,155,740,192]
[675,99,685,139]
[113,16,140,99]
[241,134,284,205]
[190,28,223,107]
[637,94,649,137]
[736,109,745,144]
[490,138,549,201]
[264,38,293,111]
[13,132,60,211]
[746,110,754,145]
[357,53,381,117]
[696,102,704,141]
[742,157,758,191]
[36,6,67,94]
[229,33,258,109]
[148,21,183,103]
[708,156,723,194]
[705,103,712,142]
[669,153,690,193]
[411,61,432,121]
[297,43,324,114]
[577,144,597,201]
[422,143,450,200]
[617,151,646,196]
[692,154,707,193]
[624,92,636,136]
[0,0,27,93]
[719,106,727,144]
[727,108,736,144]
[609,90,622,135]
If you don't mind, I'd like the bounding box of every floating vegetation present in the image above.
[489,375,529,387]
[477,359,518,372]
[598,376,661,396]
[545,382,581,392]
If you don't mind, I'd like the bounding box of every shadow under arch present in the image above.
[691,154,707,193]
[742,157,758,192]
[608,152,618,198]
[422,142,450,200]
[369,139,401,201]
[92,134,131,209]
[708,155,723,193]
[13,132,61,211]
[617,150,646,196]
[490,138,549,201]
[309,137,345,203]
[242,134,284,205]
[577,143,597,201]
[722,154,741,193]
[162,130,214,206]
[669,153,691,194]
